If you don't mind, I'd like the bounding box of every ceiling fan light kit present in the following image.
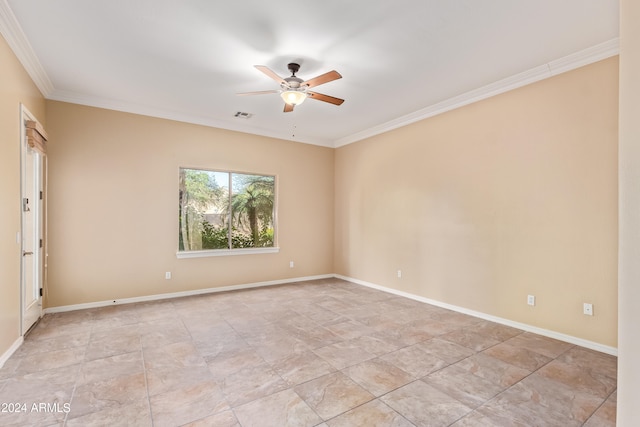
[280,89,307,106]
[238,62,344,112]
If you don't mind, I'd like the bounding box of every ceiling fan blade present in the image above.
[308,91,345,106]
[303,70,342,88]
[255,65,286,85]
[283,103,294,113]
[237,90,279,96]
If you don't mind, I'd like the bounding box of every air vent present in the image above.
[234,111,253,119]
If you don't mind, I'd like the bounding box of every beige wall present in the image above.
[0,35,46,354]
[335,57,619,347]
[617,0,640,423]
[44,102,334,307]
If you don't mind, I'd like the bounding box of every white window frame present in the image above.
[176,167,278,259]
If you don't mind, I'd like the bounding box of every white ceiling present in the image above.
[1,1,619,147]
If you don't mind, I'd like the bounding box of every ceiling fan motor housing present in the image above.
[287,62,301,75]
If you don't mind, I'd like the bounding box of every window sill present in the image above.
[176,247,280,259]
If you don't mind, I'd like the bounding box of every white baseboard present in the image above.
[43,274,334,314]
[0,336,23,369]
[41,272,617,356]
[335,274,618,356]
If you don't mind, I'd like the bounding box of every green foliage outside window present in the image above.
[178,168,275,251]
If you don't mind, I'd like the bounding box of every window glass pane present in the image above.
[230,174,275,248]
[179,168,275,252]
[179,168,229,251]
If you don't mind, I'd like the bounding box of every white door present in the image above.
[21,108,43,334]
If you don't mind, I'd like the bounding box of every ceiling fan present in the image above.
[238,63,344,112]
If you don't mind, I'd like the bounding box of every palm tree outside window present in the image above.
[178,168,275,252]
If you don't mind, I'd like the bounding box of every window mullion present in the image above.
[227,173,232,249]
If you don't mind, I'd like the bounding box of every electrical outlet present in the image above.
[397,270,402,278]
[165,272,171,280]
[527,295,535,306]
[289,261,294,268]
[583,303,594,316]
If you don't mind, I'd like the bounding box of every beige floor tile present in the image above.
[270,350,336,386]
[206,346,265,380]
[150,380,229,427]
[25,320,92,343]
[583,391,617,427]
[91,306,140,331]
[422,364,506,408]
[536,359,617,399]
[66,398,151,427]
[85,326,141,361]
[380,344,448,378]
[0,364,78,404]
[0,357,20,380]
[138,318,192,349]
[143,341,207,371]
[78,351,144,385]
[313,340,376,370]
[450,408,532,427]
[17,330,91,356]
[294,371,374,420]
[233,388,322,427]
[194,330,248,359]
[343,358,414,396]
[466,321,523,342]
[487,373,606,424]
[324,319,375,340]
[251,336,309,363]
[326,399,414,427]
[14,347,85,375]
[555,346,618,380]
[146,363,214,398]
[452,353,530,388]
[416,337,476,364]
[182,410,240,427]
[68,372,147,420]
[0,279,617,426]
[503,332,575,358]
[348,332,406,356]
[381,380,473,427]
[439,329,500,352]
[219,362,288,407]
[481,341,552,372]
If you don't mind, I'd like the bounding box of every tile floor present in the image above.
[0,278,617,426]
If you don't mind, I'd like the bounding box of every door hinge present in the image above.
[39,288,43,297]
[39,239,43,248]
[40,191,43,200]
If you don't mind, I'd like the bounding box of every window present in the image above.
[178,168,276,256]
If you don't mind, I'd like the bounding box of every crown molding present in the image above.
[334,38,620,148]
[0,0,618,149]
[0,0,53,96]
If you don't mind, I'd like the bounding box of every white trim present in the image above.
[334,38,620,148]
[0,336,23,369]
[176,247,279,259]
[0,0,53,96]
[40,271,617,356]
[43,274,333,314]
[335,274,618,356]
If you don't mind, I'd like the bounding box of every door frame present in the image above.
[19,104,44,336]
